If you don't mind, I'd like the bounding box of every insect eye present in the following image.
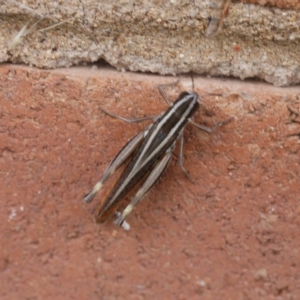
[178,91,190,98]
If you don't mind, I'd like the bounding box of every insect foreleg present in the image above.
[99,107,158,123]
[157,81,180,105]
[188,117,233,133]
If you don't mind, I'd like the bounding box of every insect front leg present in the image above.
[99,107,158,123]
[157,81,180,105]
[188,117,234,133]
[114,146,174,227]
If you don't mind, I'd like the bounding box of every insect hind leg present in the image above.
[114,149,173,227]
[83,130,145,203]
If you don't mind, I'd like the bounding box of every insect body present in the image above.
[83,83,232,228]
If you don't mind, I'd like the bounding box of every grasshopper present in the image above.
[83,81,232,229]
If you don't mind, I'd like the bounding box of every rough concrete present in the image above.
[241,0,300,9]
[1,64,300,299]
[0,0,300,86]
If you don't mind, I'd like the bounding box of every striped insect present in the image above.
[83,81,232,229]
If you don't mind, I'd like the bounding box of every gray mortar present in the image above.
[0,0,299,86]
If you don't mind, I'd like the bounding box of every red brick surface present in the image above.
[1,64,300,299]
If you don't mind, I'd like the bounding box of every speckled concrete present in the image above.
[0,0,300,86]
[241,0,300,9]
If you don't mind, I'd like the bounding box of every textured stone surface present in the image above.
[1,0,300,86]
[241,0,300,9]
[1,64,300,299]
